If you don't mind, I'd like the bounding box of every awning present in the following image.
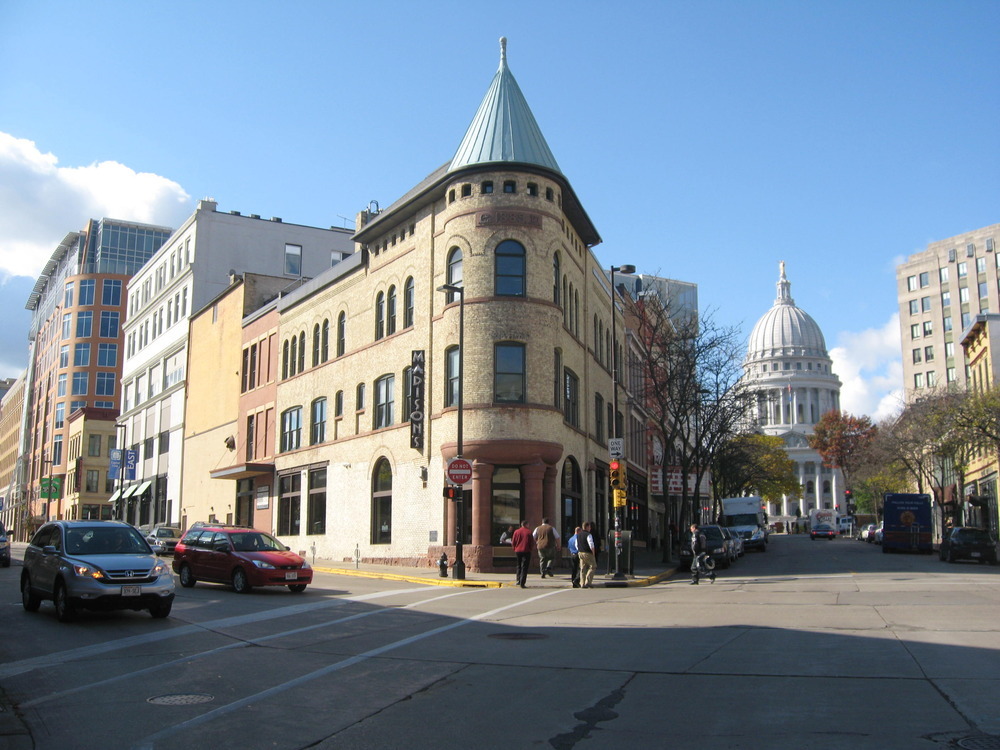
[121,484,139,498]
[107,489,122,503]
[134,480,152,497]
[210,462,275,480]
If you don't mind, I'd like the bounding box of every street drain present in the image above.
[488,632,548,640]
[957,737,1000,750]
[147,693,215,706]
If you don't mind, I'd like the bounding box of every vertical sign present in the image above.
[410,350,425,451]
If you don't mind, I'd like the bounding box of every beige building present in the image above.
[0,374,26,536]
[188,39,645,571]
[896,223,1000,402]
[63,407,119,520]
[960,313,1000,533]
[181,274,295,531]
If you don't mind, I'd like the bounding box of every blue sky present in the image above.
[1,0,997,420]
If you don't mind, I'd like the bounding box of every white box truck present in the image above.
[719,496,768,552]
[809,508,837,530]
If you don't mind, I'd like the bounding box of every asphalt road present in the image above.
[1,534,998,750]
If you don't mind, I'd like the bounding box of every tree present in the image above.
[626,291,752,560]
[808,411,877,492]
[711,432,800,503]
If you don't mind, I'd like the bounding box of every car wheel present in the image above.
[288,584,307,593]
[947,549,955,563]
[179,564,197,588]
[149,601,172,619]
[21,575,41,612]
[1,556,9,568]
[939,549,946,561]
[54,580,76,623]
[232,567,252,593]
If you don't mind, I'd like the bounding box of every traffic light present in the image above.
[443,485,459,500]
[609,460,623,490]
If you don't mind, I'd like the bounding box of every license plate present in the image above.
[285,572,298,581]
[121,585,141,597]
[971,552,981,558]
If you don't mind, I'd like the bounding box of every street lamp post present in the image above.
[609,264,635,580]
[438,283,466,580]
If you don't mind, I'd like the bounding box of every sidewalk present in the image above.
[309,545,678,588]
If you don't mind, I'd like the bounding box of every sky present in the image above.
[1,0,997,422]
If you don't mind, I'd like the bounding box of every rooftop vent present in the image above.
[271,217,282,223]
[229,210,241,216]
[250,214,261,220]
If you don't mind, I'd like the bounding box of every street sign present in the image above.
[608,438,624,459]
[40,477,62,500]
[446,457,473,485]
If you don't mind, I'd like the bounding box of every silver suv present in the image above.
[21,520,175,622]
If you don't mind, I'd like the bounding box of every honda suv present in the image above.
[172,524,312,593]
[21,520,175,621]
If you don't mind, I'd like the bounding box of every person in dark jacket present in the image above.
[576,522,597,588]
[690,523,714,584]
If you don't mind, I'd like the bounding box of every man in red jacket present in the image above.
[511,520,534,588]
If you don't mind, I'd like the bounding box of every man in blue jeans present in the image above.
[511,520,534,588]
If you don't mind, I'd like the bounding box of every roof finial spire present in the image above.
[500,36,507,66]
[776,260,794,305]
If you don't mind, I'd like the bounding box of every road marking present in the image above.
[0,586,431,680]
[135,588,567,748]
[20,588,476,708]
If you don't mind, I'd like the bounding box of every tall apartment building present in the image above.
[117,200,353,528]
[897,223,1000,402]
[13,219,173,535]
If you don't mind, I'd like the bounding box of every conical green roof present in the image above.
[449,37,562,175]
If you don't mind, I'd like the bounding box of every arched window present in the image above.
[334,390,344,417]
[806,480,816,495]
[562,277,568,324]
[494,342,526,403]
[375,291,385,340]
[337,311,346,357]
[403,277,415,328]
[561,457,582,539]
[310,397,327,445]
[386,285,397,335]
[372,458,392,544]
[312,324,321,367]
[297,331,305,374]
[289,335,298,376]
[374,374,395,429]
[593,316,600,361]
[282,339,290,380]
[495,240,525,296]
[574,290,580,337]
[321,319,330,362]
[445,346,460,407]
[446,248,463,303]
[553,252,561,305]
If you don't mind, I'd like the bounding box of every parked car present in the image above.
[872,524,884,544]
[21,520,175,621]
[172,524,313,593]
[810,523,837,540]
[939,527,998,565]
[145,525,182,555]
[679,525,732,570]
[0,521,10,567]
[721,526,743,559]
[859,523,877,542]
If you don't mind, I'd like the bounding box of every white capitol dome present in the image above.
[747,261,827,360]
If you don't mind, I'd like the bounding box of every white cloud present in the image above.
[0,132,192,279]
[829,313,904,421]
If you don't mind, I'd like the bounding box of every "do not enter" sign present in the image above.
[446,457,473,485]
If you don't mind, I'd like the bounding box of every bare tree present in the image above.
[626,293,752,560]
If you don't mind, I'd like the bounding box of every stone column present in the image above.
[471,460,493,546]
[522,460,547,525]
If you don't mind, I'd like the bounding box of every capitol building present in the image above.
[743,262,844,521]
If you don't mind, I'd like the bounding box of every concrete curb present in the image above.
[313,565,678,589]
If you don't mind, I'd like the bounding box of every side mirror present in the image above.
[285,546,291,551]
[151,543,164,554]
[42,545,59,555]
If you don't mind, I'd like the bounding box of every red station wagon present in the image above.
[172,524,312,593]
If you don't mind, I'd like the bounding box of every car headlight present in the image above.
[72,563,105,580]
[300,560,311,570]
[251,559,276,569]
[751,529,763,540]
[711,546,724,554]
[152,560,171,577]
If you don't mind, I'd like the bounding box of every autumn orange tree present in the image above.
[808,410,877,492]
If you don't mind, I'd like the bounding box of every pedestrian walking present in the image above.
[567,526,581,587]
[511,520,534,588]
[576,522,597,588]
[533,517,560,578]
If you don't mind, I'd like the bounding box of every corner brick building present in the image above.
[230,39,630,571]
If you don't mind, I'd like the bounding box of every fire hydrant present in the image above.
[438,552,449,578]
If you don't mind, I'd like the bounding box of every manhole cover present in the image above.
[957,737,1000,750]
[488,632,548,640]
[147,693,215,706]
